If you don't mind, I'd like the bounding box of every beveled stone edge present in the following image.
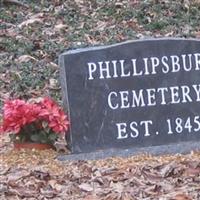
[59,54,73,151]
[57,141,200,161]
[60,37,200,55]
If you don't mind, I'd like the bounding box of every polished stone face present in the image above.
[60,39,200,154]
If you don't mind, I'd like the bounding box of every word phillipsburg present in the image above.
[87,53,200,109]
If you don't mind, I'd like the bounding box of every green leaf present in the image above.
[48,134,57,142]
[19,134,27,142]
[30,134,41,142]
[42,121,49,129]
[9,134,17,142]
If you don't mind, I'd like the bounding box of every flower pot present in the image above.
[14,142,54,150]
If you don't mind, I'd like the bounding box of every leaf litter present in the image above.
[0,0,200,199]
[1,133,200,199]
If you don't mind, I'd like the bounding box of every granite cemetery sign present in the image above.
[60,38,200,154]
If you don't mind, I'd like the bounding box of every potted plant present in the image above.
[0,97,70,150]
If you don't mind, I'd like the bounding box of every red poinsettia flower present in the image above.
[48,109,69,133]
[2,99,26,133]
[1,97,70,144]
[2,99,41,134]
[39,97,69,133]
[39,97,59,118]
[3,99,26,118]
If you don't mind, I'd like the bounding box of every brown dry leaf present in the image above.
[28,12,44,19]
[160,161,177,178]
[16,55,38,63]
[0,28,18,37]
[0,92,9,101]
[79,183,94,192]
[1,150,200,199]
[53,0,62,6]
[18,18,43,28]
[27,97,44,104]
[172,193,193,200]
[18,13,44,28]
[74,0,84,4]
[0,183,8,193]
[48,179,63,192]
[54,141,69,153]
[7,187,38,198]
[184,167,200,176]
[40,187,57,198]
[30,170,50,181]
[2,0,29,8]
[82,194,99,200]
[0,29,8,37]
[95,21,108,31]
[104,191,121,200]
[49,78,58,89]
[129,0,139,6]
[110,182,124,193]
[85,34,96,44]
[55,23,68,31]
[7,168,30,182]
[0,167,10,175]
[142,169,163,182]
[49,62,58,69]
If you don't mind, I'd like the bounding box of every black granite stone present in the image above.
[59,38,200,154]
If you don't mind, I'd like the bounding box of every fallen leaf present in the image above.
[2,0,29,8]
[79,183,94,192]
[48,179,63,192]
[55,23,68,31]
[82,194,98,200]
[16,55,38,63]
[184,167,200,176]
[30,170,50,181]
[18,14,44,28]
[54,141,69,153]
[160,162,177,178]
[172,193,193,200]
[49,78,58,89]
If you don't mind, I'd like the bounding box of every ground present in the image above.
[0,0,200,199]
[1,139,200,199]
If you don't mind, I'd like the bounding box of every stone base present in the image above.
[57,141,200,161]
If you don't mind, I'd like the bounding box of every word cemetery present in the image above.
[60,38,200,155]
